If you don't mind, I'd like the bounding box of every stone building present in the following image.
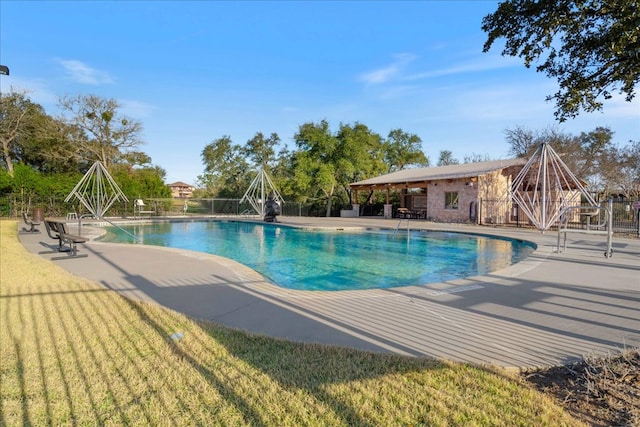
[349,159,526,224]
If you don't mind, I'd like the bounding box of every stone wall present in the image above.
[400,166,522,224]
[425,179,479,223]
[478,170,512,224]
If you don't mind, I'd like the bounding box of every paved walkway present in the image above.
[19,216,640,368]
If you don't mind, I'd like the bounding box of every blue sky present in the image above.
[2,1,638,185]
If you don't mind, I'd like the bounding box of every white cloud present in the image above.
[360,64,400,85]
[358,51,520,88]
[405,54,521,81]
[359,53,417,85]
[56,59,114,85]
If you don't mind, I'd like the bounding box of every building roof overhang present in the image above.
[350,158,526,191]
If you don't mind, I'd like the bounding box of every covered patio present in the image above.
[349,159,526,223]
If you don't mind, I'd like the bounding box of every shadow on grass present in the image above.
[201,321,447,426]
[117,290,447,426]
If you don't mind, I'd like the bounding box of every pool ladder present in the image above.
[391,218,411,240]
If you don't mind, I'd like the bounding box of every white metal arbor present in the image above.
[64,161,129,217]
[240,167,283,217]
[511,143,598,232]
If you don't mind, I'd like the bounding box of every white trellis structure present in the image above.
[511,143,599,232]
[65,161,129,218]
[240,166,284,217]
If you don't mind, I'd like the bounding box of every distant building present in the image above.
[167,181,195,199]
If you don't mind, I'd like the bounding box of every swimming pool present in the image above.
[101,221,535,291]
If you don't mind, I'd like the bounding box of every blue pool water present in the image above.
[101,221,535,291]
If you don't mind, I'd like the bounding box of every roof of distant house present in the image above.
[167,181,194,188]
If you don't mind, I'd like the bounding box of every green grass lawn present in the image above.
[0,220,584,426]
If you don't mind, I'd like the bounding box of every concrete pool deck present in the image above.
[19,216,640,368]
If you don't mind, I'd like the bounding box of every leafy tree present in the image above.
[505,126,586,162]
[383,129,429,172]
[58,94,144,169]
[39,171,84,201]
[575,126,614,183]
[199,136,250,197]
[270,146,296,200]
[1,91,187,208]
[482,0,640,121]
[437,150,459,166]
[505,125,611,175]
[19,111,84,174]
[504,125,616,193]
[290,120,339,214]
[335,122,386,199]
[111,164,172,199]
[0,168,11,193]
[599,140,640,197]
[11,163,42,200]
[291,121,386,216]
[121,151,153,168]
[0,91,40,176]
[503,125,538,158]
[1,91,81,175]
[242,132,279,168]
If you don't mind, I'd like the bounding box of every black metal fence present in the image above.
[3,193,638,236]
[479,198,640,236]
[0,195,316,220]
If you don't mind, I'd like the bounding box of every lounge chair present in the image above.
[135,199,155,218]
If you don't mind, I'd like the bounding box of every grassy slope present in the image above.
[0,221,584,426]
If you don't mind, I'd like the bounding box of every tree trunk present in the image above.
[364,190,374,205]
[1,139,14,176]
[325,184,335,217]
[342,185,352,206]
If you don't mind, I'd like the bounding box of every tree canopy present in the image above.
[437,150,460,166]
[198,121,431,216]
[199,136,251,198]
[504,125,639,196]
[384,129,429,172]
[242,132,279,168]
[0,91,168,207]
[1,91,40,176]
[291,121,417,216]
[58,94,144,169]
[482,0,640,121]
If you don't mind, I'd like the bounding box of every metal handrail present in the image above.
[557,200,613,258]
